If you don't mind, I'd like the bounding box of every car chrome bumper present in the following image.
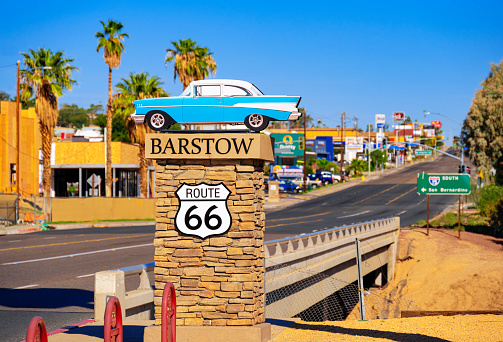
[131,113,145,124]
[288,110,302,121]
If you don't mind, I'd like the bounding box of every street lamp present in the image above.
[15,61,51,221]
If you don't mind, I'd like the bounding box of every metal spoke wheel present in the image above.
[146,111,172,131]
[244,114,269,132]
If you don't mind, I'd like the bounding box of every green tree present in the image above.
[348,158,366,175]
[463,60,503,184]
[0,91,10,101]
[165,39,217,90]
[20,48,77,197]
[366,123,374,132]
[404,116,412,123]
[58,103,89,128]
[96,19,129,197]
[113,72,169,197]
[94,114,130,143]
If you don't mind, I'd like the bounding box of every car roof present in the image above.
[189,79,254,89]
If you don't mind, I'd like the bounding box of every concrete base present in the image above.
[144,323,271,342]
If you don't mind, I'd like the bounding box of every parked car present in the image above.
[313,171,339,185]
[292,177,322,189]
[278,179,302,193]
[131,79,302,132]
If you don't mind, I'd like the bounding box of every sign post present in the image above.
[417,173,471,239]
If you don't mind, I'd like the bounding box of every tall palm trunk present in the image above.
[106,67,112,197]
[41,125,52,197]
[139,144,147,198]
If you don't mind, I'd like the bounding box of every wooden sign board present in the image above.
[145,133,274,162]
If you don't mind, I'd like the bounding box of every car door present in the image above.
[182,85,223,123]
[222,85,252,123]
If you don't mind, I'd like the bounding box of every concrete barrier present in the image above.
[95,263,154,322]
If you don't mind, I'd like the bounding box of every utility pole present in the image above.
[303,109,307,193]
[340,112,345,183]
[368,127,371,176]
[16,60,20,222]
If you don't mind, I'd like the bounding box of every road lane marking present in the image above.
[43,237,56,239]
[8,240,21,243]
[0,233,152,253]
[386,187,416,205]
[77,274,95,278]
[1,243,152,265]
[267,211,332,223]
[267,219,324,229]
[397,211,407,215]
[337,210,370,219]
[352,176,417,205]
[10,284,39,290]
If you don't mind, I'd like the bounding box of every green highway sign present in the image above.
[415,150,432,155]
[417,174,471,195]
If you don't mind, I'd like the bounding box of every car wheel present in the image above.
[324,180,329,186]
[146,111,172,131]
[312,184,317,189]
[244,114,269,132]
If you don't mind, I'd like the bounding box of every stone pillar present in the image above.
[144,132,273,341]
[153,159,266,326]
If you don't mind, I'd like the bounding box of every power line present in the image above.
[0,63,17,69]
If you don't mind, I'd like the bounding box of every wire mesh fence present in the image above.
[0,200,17,224]
[265,260,420,322]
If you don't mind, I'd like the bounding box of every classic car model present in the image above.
[131,79,301,132]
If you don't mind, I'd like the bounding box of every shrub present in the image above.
[478,185,503,216]
[489,197,503,237]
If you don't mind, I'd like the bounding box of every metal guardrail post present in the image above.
[355,238,366,321]
[161,282,176,342]
[104,296,123,342]
[26,316,48,342]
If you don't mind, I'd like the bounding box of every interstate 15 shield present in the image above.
[175,183,232,239]
[429,176,440,186]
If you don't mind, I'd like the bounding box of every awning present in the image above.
[389,146,405,150]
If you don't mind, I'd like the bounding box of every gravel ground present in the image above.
[272,314,503,341]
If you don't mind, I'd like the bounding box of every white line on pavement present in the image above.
[397,211,407,215]
[77,274,95,278]
[8,240,21,243]
[10,284,39,290]
[337,210,370,219]
[1,243,152,266]
[43,237,56,239]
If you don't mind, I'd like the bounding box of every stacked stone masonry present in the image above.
[153,159,266,327]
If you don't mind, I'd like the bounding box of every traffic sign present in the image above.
[87,174,101,188]
[417,174,471,195]
[415,150,432,155]
[175,183,231,239]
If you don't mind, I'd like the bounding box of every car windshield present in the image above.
[250,84,264,96]
[181,87,191,96]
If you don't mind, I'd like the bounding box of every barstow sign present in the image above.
[145,133,274,161]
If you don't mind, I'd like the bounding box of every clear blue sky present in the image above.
[1,1,502,142]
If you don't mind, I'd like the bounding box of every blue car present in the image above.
[278,179,302,193]
[131,79,302,132]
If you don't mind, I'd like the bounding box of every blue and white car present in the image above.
[131,79,302,132]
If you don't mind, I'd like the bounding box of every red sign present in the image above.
[393,112,405,122]
[431,120,442,129]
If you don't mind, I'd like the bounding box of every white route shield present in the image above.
[175,183,232,239]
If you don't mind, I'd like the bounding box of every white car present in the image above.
[292,177,322,189]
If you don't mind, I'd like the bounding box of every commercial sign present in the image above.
[376,132,384,144]
[431,120,442,129]
[145,133,274,161]
[416,150,432,155]
[393,112,405,122]
[270,133,304,156]
[175,183,231,239]
[417,174,471,195]
[271,165,303,178]
[375,114,385,129]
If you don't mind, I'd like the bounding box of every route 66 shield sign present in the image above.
[175,183,232,239]
[429,176,440,186]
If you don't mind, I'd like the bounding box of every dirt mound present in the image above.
[382,228,503,312]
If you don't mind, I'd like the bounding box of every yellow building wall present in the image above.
[51,197,155,222]
[268,128,394,141]
[0,101,40,196]
[54,141,139,165]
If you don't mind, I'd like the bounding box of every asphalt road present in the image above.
[265,152,463,241]
[0,152,466,341]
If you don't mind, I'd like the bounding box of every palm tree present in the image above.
[165,39,217,90]
[113,72,168,197]
[20,48,77,197]
[95,19,129,197]
[348,158,366,176]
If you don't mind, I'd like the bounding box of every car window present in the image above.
[223,85,250,96]
[195,85,221,97]
[181,87,191,96]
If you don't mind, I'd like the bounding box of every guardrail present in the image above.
[95,262,154,322]
[94,218,399,321]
